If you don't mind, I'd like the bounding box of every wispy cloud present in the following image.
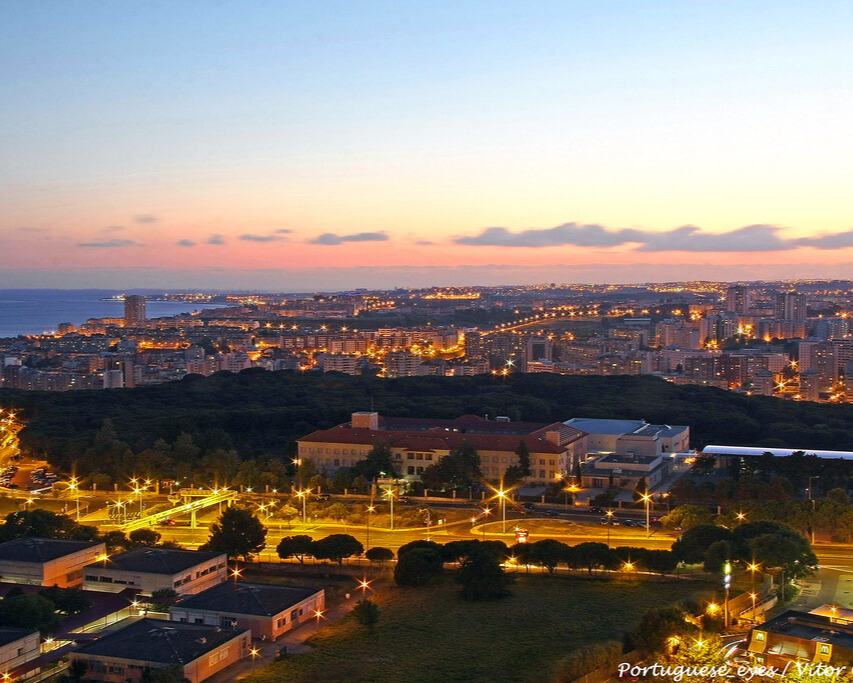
[133,214,158,224]
[453,222,853,252]
[207,234,226,245]
[176,239,196,247]
[795,230,853,249]
[77,239,143,248]
[309,231,389,245]
[454,223,643,248]
[239,231,290,242]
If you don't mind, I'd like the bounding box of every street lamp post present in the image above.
[482,506,491,540]
[295,489,310,525]
[387,488,395,531]
[496,488,507,533]
[808,476,818,543]
[641,493,652,538]
[68,478,80,521]
[748,561,759,592]
[366,505,374,549]
[606,509,614,547]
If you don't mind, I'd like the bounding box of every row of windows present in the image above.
[483,467,557,479]
[303,446,369,456]
[195,564,221,579]
[306,445,560,467]
[85,575,137,586]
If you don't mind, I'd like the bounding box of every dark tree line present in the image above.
[7,371,853,483]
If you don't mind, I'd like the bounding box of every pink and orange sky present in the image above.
[3,2,853,290]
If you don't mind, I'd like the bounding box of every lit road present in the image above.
[153,514,677,554]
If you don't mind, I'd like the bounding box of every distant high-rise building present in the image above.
[123,295,146,328]
[121,361,137,388]
[752,369,775,396]
[525,336,552,363]
[57,322,76,335]
[384,350,425,377]
[103,369,124,389]
[799,369,820,401]
[774,292,807,320]
[724,286,752,314]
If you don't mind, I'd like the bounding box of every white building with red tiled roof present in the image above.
[297,412,588,484]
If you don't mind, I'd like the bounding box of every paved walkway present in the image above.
[206,591,367,682]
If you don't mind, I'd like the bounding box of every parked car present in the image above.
[589,506,605,515]
[315,493,331,502]
[521,502,536,511]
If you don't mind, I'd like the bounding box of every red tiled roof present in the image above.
[376,414,556,435]
[299,421,586,455]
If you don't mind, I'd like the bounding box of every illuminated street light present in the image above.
[68,477,80,521]
[640,493,652,538]
[358,577,371,598]
[248,647,260,672]
[366,505,375,549]
[605,509,614,548]
[295,489,309,524]
[481,506,491,540]
[493,487,509,533]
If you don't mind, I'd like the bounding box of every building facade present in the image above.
[297,412,588,484]
[0,538,105,588]
[170,582,325,641]
[84,548,227,596]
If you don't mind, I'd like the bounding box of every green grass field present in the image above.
[246,573,714,683]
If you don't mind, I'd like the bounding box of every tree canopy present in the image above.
[0,509,98,542]
[311,534,364,564]
[203,507,266,560]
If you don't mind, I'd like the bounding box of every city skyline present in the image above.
[4,2,853,289]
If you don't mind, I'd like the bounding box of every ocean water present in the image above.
[0,289,225,337]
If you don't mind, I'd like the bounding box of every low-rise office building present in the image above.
[0,538,105,588]
[298,411,588,484]
[70,618,250,683]
[170,581,325,640]
[564,418,690,457]
[84,548,226,596]
[580,452,669,491]
[0,628,39,679]
[747,609,853,669]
